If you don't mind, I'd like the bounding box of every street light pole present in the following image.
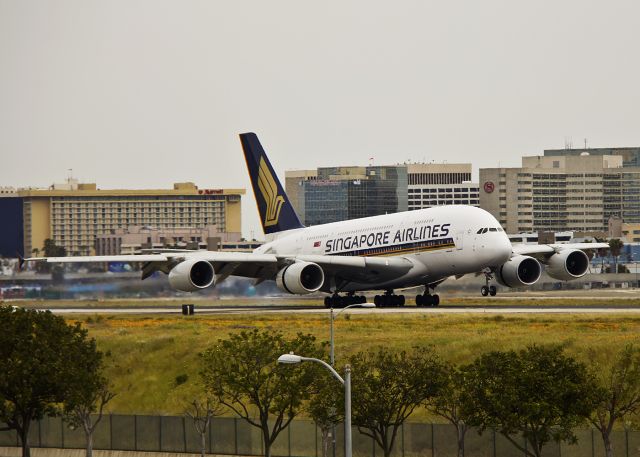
[330,307,335,366]
[344,364,351,457]
[278,354,353,457]
[329,303,373,457]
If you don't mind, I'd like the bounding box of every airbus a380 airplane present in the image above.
[25,133,609,307]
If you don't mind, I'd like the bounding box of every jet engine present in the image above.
[545,249,590,280]
[276,262,325,295]
[495,255,542,288]
[168,259,215,292]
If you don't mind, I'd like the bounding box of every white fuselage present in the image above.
[255,205,513,292]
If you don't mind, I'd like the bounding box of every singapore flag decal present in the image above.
[313,241,321,248]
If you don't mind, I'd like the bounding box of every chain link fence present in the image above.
[1,415,639,457]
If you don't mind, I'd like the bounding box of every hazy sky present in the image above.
[2,1,639,238]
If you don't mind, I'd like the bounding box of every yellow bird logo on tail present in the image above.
[258,157,285,227]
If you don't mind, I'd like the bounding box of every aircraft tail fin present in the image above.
[239,132,304,235]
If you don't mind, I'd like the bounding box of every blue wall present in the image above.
[0,198,23,258]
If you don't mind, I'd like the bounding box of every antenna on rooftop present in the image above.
[564,137,573,150]
[584,138,588,150]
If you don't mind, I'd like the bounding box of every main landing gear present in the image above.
[480,272,497,296]
[373,290,405,307]
[324,293,367,308]
[416,287,440,307]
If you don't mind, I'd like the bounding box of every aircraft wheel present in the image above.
[360,296,367,304]
[489,286,497,296]
[374,295,381,307]
[481,286,489,297]
[324,296,331,308]
[433,294,440,306]
[416,295,423,307]
[399,295,405,306]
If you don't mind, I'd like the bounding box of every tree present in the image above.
[425,363,469,457]
[43,238,67,258]
[608,239,624,274]
[185,397,225,457]
[35,239,66,274]
[589,345,640,457]
[0,307,100,457]
[307,371,344,457]
[460,345,600,457]
[595,237,609,273]
[200,329,323,457]
[349,347,445,457]
[63,353,115,457]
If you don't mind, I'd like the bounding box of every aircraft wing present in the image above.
[512,243,610,258]
[24,255,171,264]
[22,251,414,288]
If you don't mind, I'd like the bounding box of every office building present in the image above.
[544,147,640,167]
[407,163,478,210]
[0,196,24,258]
[286,163,477,225]
[13,180,244,256]
[480,153,640,234]
[286,166,407,226]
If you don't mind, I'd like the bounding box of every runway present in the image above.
[42,304,640,315]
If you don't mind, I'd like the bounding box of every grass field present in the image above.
[66,308,640,417]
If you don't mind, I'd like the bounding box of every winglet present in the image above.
[239,133,304,235]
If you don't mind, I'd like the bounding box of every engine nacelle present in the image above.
[545,249,590,280]
[168,259,215,292]
[495,255,542,288]
[276,262,325,295]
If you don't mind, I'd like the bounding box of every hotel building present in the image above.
[15,180,244,256]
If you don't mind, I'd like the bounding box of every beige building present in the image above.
[622,223,640,243]
[0,187,17,196]
[284,169,317,220]
[20,180,244,256]
[479,153,640,234]
[95,225,259,255]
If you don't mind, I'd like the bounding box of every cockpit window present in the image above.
[478,227,502,234]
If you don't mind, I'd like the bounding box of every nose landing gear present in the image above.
[481,272,497,296]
